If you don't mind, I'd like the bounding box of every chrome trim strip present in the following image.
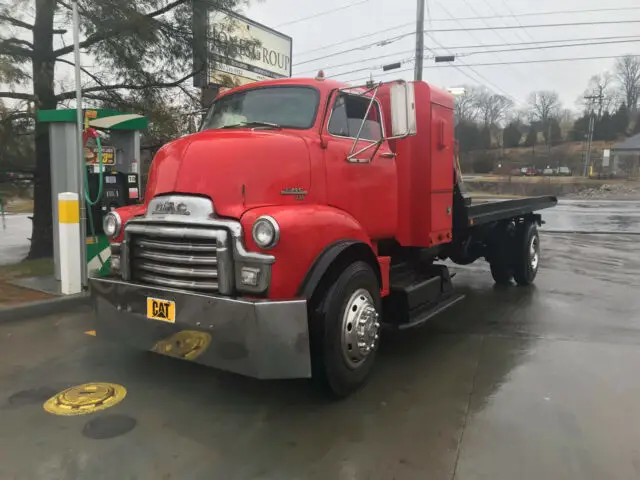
[134,238,217,252]
[126,223,225,240]
[135,250,218,265]
[136,261,218,278]
[135,273,219,291]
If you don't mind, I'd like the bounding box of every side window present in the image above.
[328,94,382,141]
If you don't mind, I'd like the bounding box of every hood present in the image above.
[144,129,311,218]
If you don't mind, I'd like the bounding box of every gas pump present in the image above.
[82,112,140,235]
[38,108,148,285]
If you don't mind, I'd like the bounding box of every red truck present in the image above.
[92,76,556,397]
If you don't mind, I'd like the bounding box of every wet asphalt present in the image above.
[1,200,640,479]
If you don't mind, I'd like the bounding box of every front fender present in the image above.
[241,205,372,299]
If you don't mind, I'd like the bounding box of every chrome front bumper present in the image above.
[90,277,312,379]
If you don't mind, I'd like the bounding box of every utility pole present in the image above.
[415,0,425,81]
[582,94,603,177]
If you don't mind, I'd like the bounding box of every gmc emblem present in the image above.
[153,201,191,216]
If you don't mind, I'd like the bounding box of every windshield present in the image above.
[202,86,320,130]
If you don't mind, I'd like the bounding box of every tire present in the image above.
[512,222,540,286]
[490,260,513,285]
[488,222,514,285]
[309,261,381,398]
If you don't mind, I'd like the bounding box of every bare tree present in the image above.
[476,90,513,127]
[581,73,617,116]
[615,55,640,112]
[528,90,561,124]
[453,85,479,125]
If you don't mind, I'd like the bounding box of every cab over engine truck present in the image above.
[92,77,557,397]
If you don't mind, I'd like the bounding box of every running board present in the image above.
[395,293,465,330]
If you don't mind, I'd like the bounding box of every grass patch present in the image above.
[0,258,55,306]
[0,258,54,282]
[2,197,34,214]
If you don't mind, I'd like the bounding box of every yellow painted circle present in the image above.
[152,330,211,361]
[43,383,127,416]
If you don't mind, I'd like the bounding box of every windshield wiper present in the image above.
[220,121,281,130]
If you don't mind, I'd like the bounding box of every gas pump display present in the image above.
[85,145,116,166]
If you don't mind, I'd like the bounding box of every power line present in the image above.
[295,49,415,76]
[342,53,637,84]
[294,19,640,67]
[295,35,640,76]
[295,22,414,58]
[460,37,640,59]
[416,19,640,33]
[438,0,528,86]
[294,6,640,58]
[490,0,530,44]
[274,0,369,28]
[328,38,640,80]
[425,31,522,105]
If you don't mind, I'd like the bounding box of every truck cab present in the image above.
[92,76,556,397]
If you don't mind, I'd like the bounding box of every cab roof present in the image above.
[216,77,350,100]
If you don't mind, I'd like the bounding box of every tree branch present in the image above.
[52,0,190,57]
[0,39,34,57]
[0,91,34,100]
[7,38,34,49]
[0,14,34,30]
[55,70,199,101]
[56,57,126,104]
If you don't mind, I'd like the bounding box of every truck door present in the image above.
[324,92,397,239]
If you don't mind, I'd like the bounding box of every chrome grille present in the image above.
[129,232,225,293]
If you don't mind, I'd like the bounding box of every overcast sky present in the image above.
[243,0,640,110]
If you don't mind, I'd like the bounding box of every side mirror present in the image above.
[389,81,417,137]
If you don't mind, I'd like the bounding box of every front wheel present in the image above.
[310,261,381,398]
[512,222,540,286]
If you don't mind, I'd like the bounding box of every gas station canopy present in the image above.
[37,109,148,131]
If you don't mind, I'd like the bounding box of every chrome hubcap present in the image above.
[341,289,380,368]
[530,235,539,270]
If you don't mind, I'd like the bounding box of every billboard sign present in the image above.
[207,11,292,86]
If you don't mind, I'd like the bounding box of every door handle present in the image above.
[378,152,397,158]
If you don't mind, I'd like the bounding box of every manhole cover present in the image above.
[82,414,137,439]
[152,330,211,360]
[43,383,127,416]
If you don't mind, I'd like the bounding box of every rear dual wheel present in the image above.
[512,222,540,286]
[489,221,540,286]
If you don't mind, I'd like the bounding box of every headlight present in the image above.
[103,211,122,238]
[251,216,279,249]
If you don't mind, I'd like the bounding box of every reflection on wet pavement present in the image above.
[541,199,640,233]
